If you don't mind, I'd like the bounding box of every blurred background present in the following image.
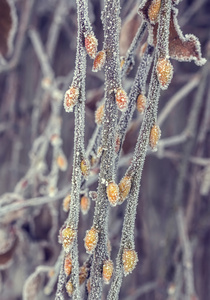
[0,0,209,299]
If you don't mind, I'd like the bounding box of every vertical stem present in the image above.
[88,1,121,299]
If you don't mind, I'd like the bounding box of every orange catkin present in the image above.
[148,0,161,24]
[115,88,128,111]
[136,94,147,114]
[80,196,90,215]
[81,158,90,178]
[95,104,104,125]
[92,50,106,72]
[85,34,98,59]
[122,249,138,276]
[106,181,119,206]
[64,255,72,276]
[64,86,79,112]
[56,154,68,171]
[62,226,76,253]
[62,194,71,212]
[156,57,173,89]
[103,260,114,284]
[118,176,132,203]
[84,227,98,253]
[66,280,73,296]
[149,124,161,151]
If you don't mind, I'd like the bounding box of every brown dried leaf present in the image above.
[120,4,142,56]
[139,1,206,66]
[0,228,18,269]
[0,0,17,57]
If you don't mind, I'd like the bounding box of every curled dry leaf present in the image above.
[139,1,206,66]
[0,228,18,270]
[120,4,141,56]
[0,0,17,57]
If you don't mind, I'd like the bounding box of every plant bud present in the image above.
[81,158,90,178]
[139,42,147,57]
[66,280,73,296]
[63,194,71,212]
[103,259,114,284]
[118,176,132,203]
[107,181,119,206]
[116,88,128,111]
[149,124,161,151]
[64,86,79,112]
[122,249,138,276]
[136,94,147,114]
[80,196,90,215]
[156,57,173,89]
[84,227,98,253]
[92,50,106,72]
[64,254,72,276]
[62,226,76,253]
[115,135,121,153]
[85,33,98,59]
[56,154,68,171]
[148,0,161,24]
[95,104,104,125]
[79,265,88,285]
[86,278,91,293]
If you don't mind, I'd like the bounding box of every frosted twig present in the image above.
[176,208,196,298]
[29,29,54,79]
[0,0,35,73]
[108,1,172,298]
[89,0,122,298]
[123,281,157,300]
[121,21,147,78]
